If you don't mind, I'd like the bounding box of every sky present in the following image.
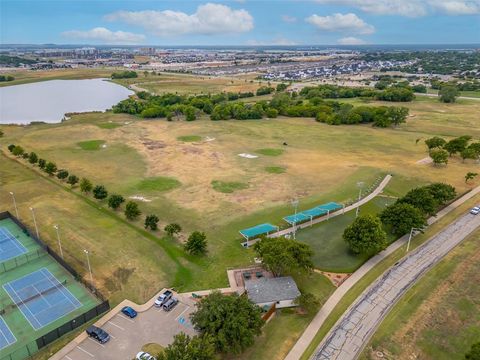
[1,0,480,46]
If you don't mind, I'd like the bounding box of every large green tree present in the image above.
[429,148,449,166]
[164,223,182,236]
[124,201,141,220]
[190,291,263,354]
[28,152,38,164]
[343,215,387,255]
[80,178,93,193]
[439,84,459,103]
[425,136,446,150]
[185,231,207,255]
[158,333,216,360]
[424,183,456,204]
[92,185,108,200]
[253,237,313,276]
[380,203,426,236]
[107,194,125,210]
[44,162,57,175]
[397,187,438,216]
[444,136,471,156]
[144,214,159,230]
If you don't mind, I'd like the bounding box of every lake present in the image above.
[0,78,134,125]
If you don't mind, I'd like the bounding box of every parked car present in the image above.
[121,306,137,318]
[86,325,110,343]
[470,206,480,215]
[154,290,173,307]
[136,352,156,360]
[162,297,179,312]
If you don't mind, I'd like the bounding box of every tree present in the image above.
[253,237,313,276]
[444,136,471,156]
[67,175,79,187]
[7,144,15,152]
[185,231,207,255]
[465,172,478,183]
[124,201,141,220]
[397,187,438,216]
[80,178,93,193]
[56,169,69,180]
[158,333,216,360]
[165,223,182,236]
[386,106,409,126]
[144,214,159,230]
[439,84,459,103]
[343,215,387,255]
[294,293,320,314]
[38,158,46,169]
[429,148,449,166]
[190,291,263,354]
[380,203,426,236]
[465,342,480,360]
[425,183,456,204]
[44,162,57,175]
[425,136,446,150]
[92,185,108,200]
[105,195,123,210]
[461,147,478,162]
[0,129,3,137]
[12,145,25,157]
[28,152,38,164]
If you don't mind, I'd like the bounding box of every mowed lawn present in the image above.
[296,196,396,273]
[361,230,480,360]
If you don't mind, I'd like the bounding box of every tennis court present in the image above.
[0,227,27,262]
[0,316,16,350]
[3,268,82,331]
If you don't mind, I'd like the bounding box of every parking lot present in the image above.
[60,293,197,360]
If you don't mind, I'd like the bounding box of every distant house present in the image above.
[245,276,301,309]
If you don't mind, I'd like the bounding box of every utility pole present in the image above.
[355,182,364,218]
[84,249,93,283]
[53,225,64,259]
[30,207,40,239]
[9,192,19,219]
[291,198,299,239]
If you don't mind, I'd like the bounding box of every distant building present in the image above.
[245,276,300,309]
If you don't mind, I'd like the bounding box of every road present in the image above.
[311,211,480,360]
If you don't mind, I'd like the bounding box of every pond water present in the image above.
[0,78,133,125]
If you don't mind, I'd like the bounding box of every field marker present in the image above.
[107,321,124,331]
[77,346,94,357]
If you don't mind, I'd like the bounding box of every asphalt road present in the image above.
[311,211,480,360]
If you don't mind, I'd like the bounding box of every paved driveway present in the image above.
[60,293,196,360]
[311,212,480,360]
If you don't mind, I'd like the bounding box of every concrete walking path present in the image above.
[285,185,480,360]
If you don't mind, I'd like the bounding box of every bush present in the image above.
[185,231,207,255]
[124,201,141,220]
[92,185,108,200]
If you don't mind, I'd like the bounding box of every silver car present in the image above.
[470,206,480,215]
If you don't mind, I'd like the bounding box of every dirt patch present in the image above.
[314,269,351,287]
[142,137,166,150]
[416,157,433,165]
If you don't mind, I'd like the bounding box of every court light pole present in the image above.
[53,225,64,259]
[355,182,365,218]
[291,198,299,239]
[30,207,40,239]
[84,249,93,283]
[9,192,19,219]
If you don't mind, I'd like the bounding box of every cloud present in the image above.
[430,1,480,15]
[337,36,367,45]
[246,37,299,46]
[281,15,297,23]
[306,13,375,34]
[105,3,254,36]
[315,0,480,17]
[62,27,145,44]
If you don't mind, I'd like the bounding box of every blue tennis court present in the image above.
[0,227,27,262]
[3,268,82,330]
[0,316,16,350]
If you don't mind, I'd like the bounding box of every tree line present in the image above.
[111,70,138,79]
[0,75,15,82]
[343,183,456,255]
[6,144,206,255]
[112,86,409,127]
[425,135,480,167]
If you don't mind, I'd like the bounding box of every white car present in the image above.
[470,206,480,215]
[136,352,156,360]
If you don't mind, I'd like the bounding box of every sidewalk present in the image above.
[285,185,480,360]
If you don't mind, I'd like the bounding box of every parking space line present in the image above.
[108,320,125,331]
[110,334,117,339]
[77,346,94,357]
[175,306,190,321]
[118,314,135,323]
[87,338,105,348]
[65,355,74,360]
